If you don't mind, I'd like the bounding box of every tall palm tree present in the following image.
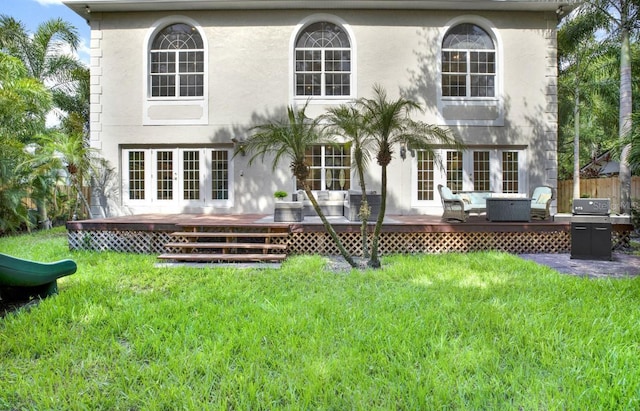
[245,105,358,268]
[0,52,52,229]
[0,15,82,100]
[358,84,463,268]
[0,52,52,142]
[322,105,374,258]
[577,0,640,213]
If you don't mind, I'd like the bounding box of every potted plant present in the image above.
[274,190,288,201]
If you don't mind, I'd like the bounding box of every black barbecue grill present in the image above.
[570,198,612,260]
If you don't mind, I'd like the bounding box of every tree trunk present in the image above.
[618,15,633,214]
[356,165,370,259]
[368,164,387,269]
[303,185,358,268]
[573,84,581,200]
[37,199,51,230]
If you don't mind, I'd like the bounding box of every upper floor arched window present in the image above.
[441,23,495,98]
[150,23,204,98]
[294,22,351,97]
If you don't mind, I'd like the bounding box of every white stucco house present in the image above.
[64,0,578,218]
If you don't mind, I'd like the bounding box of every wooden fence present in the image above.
[557,176,640,213]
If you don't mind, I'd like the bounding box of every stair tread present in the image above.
[165,242,287,250]
[171,231,289,238]
[158,253,287,262]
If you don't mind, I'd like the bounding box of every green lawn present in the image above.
[1,228,639,410]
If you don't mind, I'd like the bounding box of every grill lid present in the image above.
[572,198,610,215]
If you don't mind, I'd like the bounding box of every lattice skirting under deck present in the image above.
[286,231,572,256]
[68,229,581,255]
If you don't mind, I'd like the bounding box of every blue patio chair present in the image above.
[530,186,553,220]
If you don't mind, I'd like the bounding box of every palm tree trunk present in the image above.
[356,167,370,258]
[303,185,358,268]
[368,165,387,268]
[618,22,633,214]
[37,199,51,230]
[573,83,581,200]
[72,178,91,219]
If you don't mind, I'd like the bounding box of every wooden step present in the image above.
[164,242,287,250]
[170,231,289,238]
[158,253,287,263]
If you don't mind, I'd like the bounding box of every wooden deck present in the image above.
[65,213,633,260]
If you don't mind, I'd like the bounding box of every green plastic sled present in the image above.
[0,253,77,299]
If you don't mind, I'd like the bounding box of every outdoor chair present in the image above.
[530,186,553,220]
[437,184,470,222]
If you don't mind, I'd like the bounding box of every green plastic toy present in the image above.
[0,253,77,299]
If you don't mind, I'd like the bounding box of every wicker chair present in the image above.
[437,184,470,222]
[530,186,553,220]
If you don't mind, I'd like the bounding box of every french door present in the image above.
[122,147,232,209]
[413,148,526,205]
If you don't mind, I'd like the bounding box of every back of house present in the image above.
[64,0,579,218]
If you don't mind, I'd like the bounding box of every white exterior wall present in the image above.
[89,8,558,216]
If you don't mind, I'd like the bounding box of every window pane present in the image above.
[179,74,204,97]
[128,151,145,200]
[502,152,519,193]
[447,151,463,192]
[417,151,434,201]
[156,151,173,200]
[442,23,494,50]
[179,51,204,73]
[470,75,495,97]
[151,75,176,97]
[442,51,467,74]
[442,74,466,97]
[152,24,203,50]
[183,151,200,200]
[296,73,321,96]
[325,73,350,96]
[298,145,350,190]
[150,51,175,73]
[473,151,490,191]
[296,22,350,48]
[211,151,229,200]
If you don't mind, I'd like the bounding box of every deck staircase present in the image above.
[158,226,290,264]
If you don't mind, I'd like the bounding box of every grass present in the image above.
[1,228,640,409]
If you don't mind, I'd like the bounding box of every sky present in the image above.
[1,0,91,64]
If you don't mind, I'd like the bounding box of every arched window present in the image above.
[295,22,351,97]
[442,23,495,98]
[150,23,204,98]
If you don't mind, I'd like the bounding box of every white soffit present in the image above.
[64,0,581,17]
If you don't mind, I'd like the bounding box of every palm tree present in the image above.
[358,84,463,268]
[322,105,374,258]
[245,105,358,268]
[577,1,640,213]
[0,15,82,101]
[0,52,52,143]
[0,140,31,233]
[0,52,52,229]
[28,131,98,221]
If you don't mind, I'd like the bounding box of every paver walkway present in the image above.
[519,252,640,278]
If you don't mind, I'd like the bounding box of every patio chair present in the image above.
[530,186,553,220]
[437,184,470,222]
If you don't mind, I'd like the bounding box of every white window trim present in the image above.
[289,14,357,105]
[436,15,504,127]
[411,148,527,208]
[142,16,209,125]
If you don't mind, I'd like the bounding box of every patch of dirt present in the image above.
[0,297,40,318]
